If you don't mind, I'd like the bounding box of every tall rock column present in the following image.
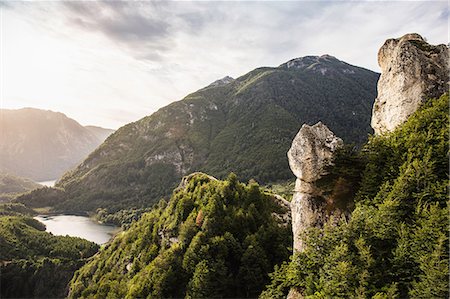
[372,33,449,134]
[287,122,343,252]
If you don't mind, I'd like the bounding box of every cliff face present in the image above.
[372,33,449,134]
[287,122,343,252]
[287,33,448,256]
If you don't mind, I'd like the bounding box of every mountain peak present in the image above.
[46,55,378,213]
[208,76,235,87]
[319,54,338,60]
[279,55,357,75]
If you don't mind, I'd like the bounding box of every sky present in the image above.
[1,1,448,129]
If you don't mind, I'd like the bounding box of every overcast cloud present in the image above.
[1,1,448,128]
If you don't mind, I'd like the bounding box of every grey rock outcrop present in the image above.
[372,33,449,134]
[287,122,343,252]
[269,194,292,227]
[175,172,217,191]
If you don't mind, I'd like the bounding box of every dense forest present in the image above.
[68,173,292,298]
[0,203,99,298]
[262,93,449,298]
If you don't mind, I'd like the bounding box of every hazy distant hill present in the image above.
[0,173,41,201]
[40,55,378,213]
[85,125,115,142]
[0,108,114,181]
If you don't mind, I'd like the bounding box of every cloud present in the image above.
[62,1,174,61]
[11,1,448,69]
[64,2,170,41]
[3,0,448,129]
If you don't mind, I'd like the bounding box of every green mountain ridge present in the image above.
[26,55,378,213]
[68,173,292,298]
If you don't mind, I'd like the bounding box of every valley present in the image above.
[0,7,448,296]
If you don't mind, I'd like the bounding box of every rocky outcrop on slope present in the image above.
[287,122,343,252]
[207,76,235,87]
[269,194,292,227]
[175,172,218,191]
[372,33,449,134]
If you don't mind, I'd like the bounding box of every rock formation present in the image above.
[287,122,343,252]
[175,172,218,191]
[372,33,449,134]
[269,194,292,228]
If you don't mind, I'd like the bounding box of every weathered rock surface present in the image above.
[287,286,304,299]
[269,194,292,227]
[175,172,218,191]
[287,122,343,252]
[372,33,449,134]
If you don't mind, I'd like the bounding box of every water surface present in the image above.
[34,215,118,244]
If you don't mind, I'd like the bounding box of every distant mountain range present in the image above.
[0,108,114,181]
[22,55,379,213]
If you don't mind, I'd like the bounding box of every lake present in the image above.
[34,215,118,244]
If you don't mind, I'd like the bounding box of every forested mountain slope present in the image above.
[0,203,98,298]
[44,55,378,213]
[262,93,449,298]
[68,173,292,298]
[0,173,41,201]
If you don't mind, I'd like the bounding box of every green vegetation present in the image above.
[261,94,449,298]
[0,173,41,201]
[22,56,378,214]
[264,180,295,202]
[95,207,153,229]
[0,209,99,298]
[69,173,292,298]
[0,202,36,216]
[16,186,66,209]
